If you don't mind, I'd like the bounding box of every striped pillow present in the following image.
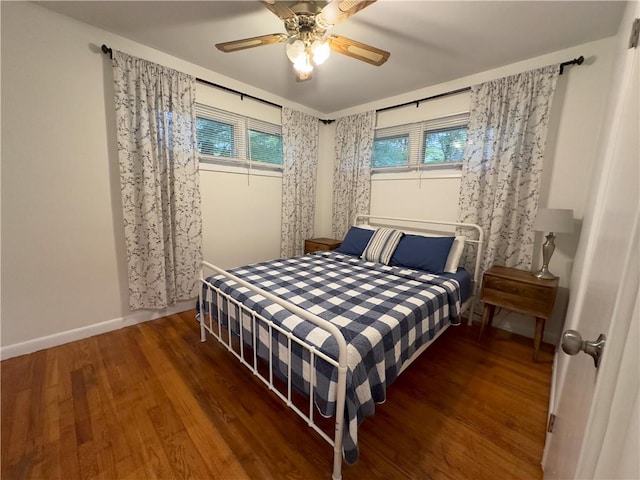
[361,228,404,265]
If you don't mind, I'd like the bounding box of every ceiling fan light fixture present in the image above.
[293,55,313,73]
[217,1,387,82]
[285,38,306,64]
[311,39,330,65]
[295,69,313,82]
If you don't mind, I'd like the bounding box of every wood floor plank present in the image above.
[1,310,553,479]
[8,387,33,459]
[135,321,250,480]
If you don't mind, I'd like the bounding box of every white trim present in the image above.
[0,300,194,360]
[199,161,283,178]
[371,168,462,181]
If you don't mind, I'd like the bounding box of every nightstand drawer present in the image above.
[304,238,342,254]
[482,274,557,319]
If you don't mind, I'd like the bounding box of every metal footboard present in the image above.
[198,216,483,479]
[199,261,348,480]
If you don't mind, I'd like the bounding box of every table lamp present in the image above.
[533,208,574,279]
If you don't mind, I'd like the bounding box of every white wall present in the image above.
[0,1,620,355]
[0,2,321,355]
[321,37,617,343]
[314,122,336,237]
[196,87,284,269]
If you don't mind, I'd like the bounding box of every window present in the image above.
[372,134,408,168]
[423,126,468,164]
[248,129,283,165]
[372,113,469,171]
[196,104,283,169]
[197,117,234,158]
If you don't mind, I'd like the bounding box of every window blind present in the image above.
[195,104,283,168]
[373,112,469,169]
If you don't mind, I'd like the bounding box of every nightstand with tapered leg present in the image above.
[304,238,342,254]
[479,266,559,361]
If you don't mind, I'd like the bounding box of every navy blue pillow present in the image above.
[390,235,455,274]
[335,227,375,257]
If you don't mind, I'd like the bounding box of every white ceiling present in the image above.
[38,1,626,114]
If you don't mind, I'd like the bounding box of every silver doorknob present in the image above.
[561,330,606,368]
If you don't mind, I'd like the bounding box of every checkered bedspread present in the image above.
[200,251,461,463]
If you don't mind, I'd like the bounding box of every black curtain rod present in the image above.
[101,45,582,121]
[195,76,282,110]
[376,87,471,113]
[101,44,337,123]
[375,55,584,114]
[101,44,283,110]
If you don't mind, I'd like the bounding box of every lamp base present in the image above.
[534,232,558,280]
[533,266,556,280]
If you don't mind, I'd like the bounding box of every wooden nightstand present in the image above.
[480,266,559,361]
[304,238,342,254]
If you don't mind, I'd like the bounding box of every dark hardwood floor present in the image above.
[1,310,554,479]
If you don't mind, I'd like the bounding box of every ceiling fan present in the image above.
[215,0,390,82]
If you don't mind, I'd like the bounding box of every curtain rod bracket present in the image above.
[101,44,113,59]
[559,55,584,75]
[320,119,335,125]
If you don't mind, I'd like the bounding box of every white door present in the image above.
[542,9,639,480]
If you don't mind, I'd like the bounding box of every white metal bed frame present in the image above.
[198,215,483,480]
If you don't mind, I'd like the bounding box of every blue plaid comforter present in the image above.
[200,251,461,463]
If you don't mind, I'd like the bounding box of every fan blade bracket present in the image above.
[327,35,389,66]
[216,33,289,53]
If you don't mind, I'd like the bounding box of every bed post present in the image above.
[199,264,207,343]
[469,225,484,326]
[332,364,348,480]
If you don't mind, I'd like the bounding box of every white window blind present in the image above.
[196,104,283,170]
[372,112,469,170]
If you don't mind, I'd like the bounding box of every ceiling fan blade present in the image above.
[216,33,288,53]
[327,35,390,66]
[260,0,297,20]
[317,0,376,27]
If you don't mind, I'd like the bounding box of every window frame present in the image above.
[421,124,468,165]
[196,115,242,160]
[196,104,283,172]
[371,112,469,173]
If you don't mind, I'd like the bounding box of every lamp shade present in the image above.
[533,208,574,233]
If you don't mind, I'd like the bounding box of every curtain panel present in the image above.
[331,111,375,240]
[112,51,202,310]
[458,65,559,274]
[280,107,319,258]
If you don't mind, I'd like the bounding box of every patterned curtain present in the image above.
[112,51,202,310]
[331,111,375,240]
[458,65,559,274]
[280,107,319,257]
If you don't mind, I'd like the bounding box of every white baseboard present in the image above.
[0,300,195,360]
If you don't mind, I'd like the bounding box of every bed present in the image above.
[198,215,483,479]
